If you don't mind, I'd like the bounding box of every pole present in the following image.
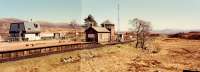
[117,0,120,32]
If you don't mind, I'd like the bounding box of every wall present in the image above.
[10,33,20,37]
[25,34,41,41]
[40,33,54,37]
[85,27,97,42]
[102,24,116,41]
[111,26,116,41]
[0,36,3,42]
[98,33,110,43]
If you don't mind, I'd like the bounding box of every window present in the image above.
[17,24,20,29]
[36,33,39,36]
[34,24,38,28]
[28,28,31,30]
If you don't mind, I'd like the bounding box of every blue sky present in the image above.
[0,0,200,31]
[0,0,82,22]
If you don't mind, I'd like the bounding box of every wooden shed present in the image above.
[85,26,111,43]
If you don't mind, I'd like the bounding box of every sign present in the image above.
[88,34,95,38]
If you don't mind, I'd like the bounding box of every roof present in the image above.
[87,26,110,33]
[24,22,41,33]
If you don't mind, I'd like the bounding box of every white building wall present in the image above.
[40,33,54,37]
[98,33,110,42]
[25,34,41,41]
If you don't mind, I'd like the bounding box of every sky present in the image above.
[0,0,82,22]
[0,0,200,31]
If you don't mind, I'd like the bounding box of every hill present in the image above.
[168,31,200,40]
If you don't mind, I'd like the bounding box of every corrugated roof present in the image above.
[92,26,110,32]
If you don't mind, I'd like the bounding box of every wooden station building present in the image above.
[85,26,110,43]
[85,20,116,43]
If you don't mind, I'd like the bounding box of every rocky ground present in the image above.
[0,38,200,72]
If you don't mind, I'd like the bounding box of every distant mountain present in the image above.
[36,21,84,32]
[152,29,200,34]
[0,18,25,33]
[37,21,81,29]
[152,29,190,34]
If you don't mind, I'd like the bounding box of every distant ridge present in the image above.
[152,29,200,34]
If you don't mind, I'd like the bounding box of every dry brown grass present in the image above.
[0,38,200,72]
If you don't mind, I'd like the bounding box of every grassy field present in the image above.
[0,38,200,72]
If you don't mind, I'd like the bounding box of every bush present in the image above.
[188,35,200,40]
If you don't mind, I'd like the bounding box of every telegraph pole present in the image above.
[117,0,120,32]
[30,19,33,22]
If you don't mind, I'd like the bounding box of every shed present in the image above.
[117,32,125,42]
[85,26,111,43]
[9,22,41,41]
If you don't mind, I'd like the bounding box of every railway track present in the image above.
[0,41,133,63]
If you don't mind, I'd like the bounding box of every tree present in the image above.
[69,20,79,29]
[84,14,98,27]
[130,18,152,49]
